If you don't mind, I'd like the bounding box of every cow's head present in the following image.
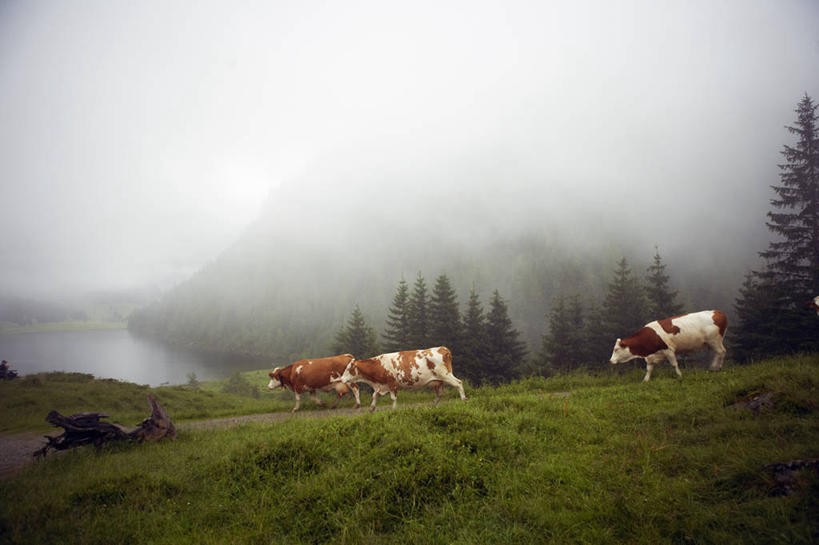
[267,367,283,390]
[609,338,637,365]
[339,360,360,384]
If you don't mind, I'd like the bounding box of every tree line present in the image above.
[332,273,527,385]
[334,93,819,381]
[332,248,683,384]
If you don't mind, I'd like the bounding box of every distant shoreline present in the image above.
[0,321,127,335]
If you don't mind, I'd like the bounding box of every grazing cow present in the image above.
[807,296,819,315]
[609,310,727,382]
[340,347,466,411]
[268,354,361,412]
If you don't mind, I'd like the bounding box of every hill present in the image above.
[128,174,754,361]
[1,354,816,544]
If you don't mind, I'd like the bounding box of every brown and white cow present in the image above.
[340,347,466,411]
[609,310,727,382]
[268,354,361,412]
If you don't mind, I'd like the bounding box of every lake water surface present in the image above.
[0,329,270,386]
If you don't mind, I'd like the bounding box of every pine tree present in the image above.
[537,294,589,374]
[733,272,790,362]
[736,94,819,357]
[407,272,430,348]
[537,296,572,374]
[484,290,527,383]
[332,305,380,358]
[428,273,461,350]
[459,288,488,384]
[382,278,411,352]
[583,305,612,364]
[762,94,819,296]
[603,257,648,340]
[645,247,683,319]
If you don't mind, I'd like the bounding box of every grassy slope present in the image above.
[0,354,817,544]
[0,370,439,435]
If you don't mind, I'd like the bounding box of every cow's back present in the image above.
[291,354,354,390]
[653,310,725,353]
[356,347,453,390]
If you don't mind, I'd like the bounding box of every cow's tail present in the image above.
[712,310,728,337]
[441,347,453,373]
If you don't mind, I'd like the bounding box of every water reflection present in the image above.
[0,329,270,386]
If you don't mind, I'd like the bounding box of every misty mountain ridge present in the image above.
[129,160,761,363]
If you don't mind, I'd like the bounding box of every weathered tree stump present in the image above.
[34,394,176,458]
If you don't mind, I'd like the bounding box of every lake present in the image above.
[0,329,271,386]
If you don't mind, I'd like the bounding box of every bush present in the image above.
[221,372,260,398]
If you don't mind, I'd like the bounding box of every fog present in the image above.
[1,0,818,299]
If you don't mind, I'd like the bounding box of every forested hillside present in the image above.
[128,170,749,366]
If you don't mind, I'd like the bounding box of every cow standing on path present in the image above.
[268,354,361,412]
[340,347,467,411]
[609,310,728,382]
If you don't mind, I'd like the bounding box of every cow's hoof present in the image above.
[353,403,360,409]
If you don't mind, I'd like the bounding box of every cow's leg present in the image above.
[389,390,398,409]
[369,391,380,412]
[440,374,467,401]
[309,390,327,408]
[666,352,683,378]
[350,383,361,409]
[432,385,442,405]
[707,338,727,371]
[642,361,654,382]
[328,392,342,409]
[292,392,302,412]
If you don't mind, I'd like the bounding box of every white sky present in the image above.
[1,0,818,297]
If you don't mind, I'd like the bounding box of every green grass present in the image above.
[0,321,127,334]
[0,354,817,544]
[0,369,440,435]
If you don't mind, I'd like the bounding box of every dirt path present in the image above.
[0,404,420,479]
[0,392,571,480]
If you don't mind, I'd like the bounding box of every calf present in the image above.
[609,310,727,382]
[268,354,361,412]
[340,347,467,411]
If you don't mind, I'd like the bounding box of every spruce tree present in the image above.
[736,94,819,357]
[428,273,461,350]
[459,288,488,384]
[733,272,790,362]
[603,257,648,340]
[645,247,683,319]
[407,272,429,348]
[484,290,527,383]
[332,305,380,358]
[537,295,572,374]
[538,294,588,374]
[382,278,411,352]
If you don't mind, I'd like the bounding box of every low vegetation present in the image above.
[0,370,437,435]
[1,354,817,544]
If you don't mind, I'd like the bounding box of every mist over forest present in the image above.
[2,1,818,371]
[128,148,768,362]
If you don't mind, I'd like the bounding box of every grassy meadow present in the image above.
[0,354,817,544]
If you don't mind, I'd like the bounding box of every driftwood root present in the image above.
[34,394,175,458]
